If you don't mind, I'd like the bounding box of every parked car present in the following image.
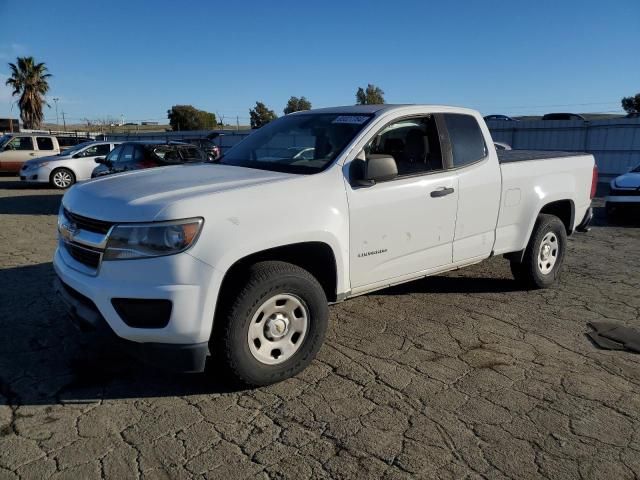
[605,163,640,218]
[184,138,221,161]
[20,141,121,189]
[494,141,512,151]
[57,135,94,151]
[0,133,60,173]
[484,114,518,122]
[91,141,205,178]
[54,104,596,386]
[541,113,586,121]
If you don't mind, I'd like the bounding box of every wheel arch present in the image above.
[216,240,340,306]
[505,198,575,263]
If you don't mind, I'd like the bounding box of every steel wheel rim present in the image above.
[248,293,309,365]
[538,232,559,275]
[53,171,72,188]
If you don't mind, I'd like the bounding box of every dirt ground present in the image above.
[1,177,639,479]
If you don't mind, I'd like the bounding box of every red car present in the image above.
[91,141,205,178]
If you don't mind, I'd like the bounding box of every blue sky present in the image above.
[0,0,638,125]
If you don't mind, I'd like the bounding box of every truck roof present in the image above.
[292,104,479,116]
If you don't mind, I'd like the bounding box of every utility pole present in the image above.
[236,116,239,131]
[53,97,60,128]
[61,111,67,131]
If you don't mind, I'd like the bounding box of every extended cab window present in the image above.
[366,115,443,176]
[444,114,487,167]
[36,137,54,150]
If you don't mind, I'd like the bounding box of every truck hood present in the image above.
[613,171,640,189]
[62,163,294,221]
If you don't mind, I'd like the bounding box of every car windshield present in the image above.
[632,164,640,173]
[219,113,373,174]
[0,134,12,148]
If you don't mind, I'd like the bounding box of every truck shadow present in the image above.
[0,262,246,408]
[373,274,523,296]
[0,194,62,215]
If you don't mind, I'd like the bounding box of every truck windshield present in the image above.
[219,113,373,174]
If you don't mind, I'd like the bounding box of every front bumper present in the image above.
[53,242,223,346]
[19,166,51,183]
[54,277,209,372]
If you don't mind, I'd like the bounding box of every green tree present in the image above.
[621,93,640,114]
[167,105,217,131]
[356,84,385,105]
[284,96,312,114]
[5,56,51,129]
[250,101,277,128]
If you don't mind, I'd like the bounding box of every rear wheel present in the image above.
[214,261,328,386]
[50,168,75,189]
[510,214,567,289]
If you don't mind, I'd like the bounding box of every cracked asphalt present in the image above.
[0,177,639,479]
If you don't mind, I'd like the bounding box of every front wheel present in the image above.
[214,261,328,386]
[510,214,567,289]
[50,168,75,189]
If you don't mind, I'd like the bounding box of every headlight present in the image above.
[103,218,203,260]
[37,162,50,167]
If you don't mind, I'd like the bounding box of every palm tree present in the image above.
[5,57,52,129]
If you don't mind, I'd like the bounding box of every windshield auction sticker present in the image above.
[332,116,370,124]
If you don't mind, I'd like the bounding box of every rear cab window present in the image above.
[443,113,487,168]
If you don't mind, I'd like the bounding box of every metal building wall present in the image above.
[487,118,640,180]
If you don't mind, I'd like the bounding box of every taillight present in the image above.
[590,164,598,199]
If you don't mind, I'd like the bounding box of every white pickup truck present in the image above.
[54,105,597,386]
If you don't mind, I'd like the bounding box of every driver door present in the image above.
[346,115,459,291]
[0,136,35,172]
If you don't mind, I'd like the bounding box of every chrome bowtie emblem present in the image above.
[59,220,79,241]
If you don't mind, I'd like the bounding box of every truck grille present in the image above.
[64,242,102,269]
[63,208,114,234]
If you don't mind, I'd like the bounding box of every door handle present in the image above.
[29,153,36,156]
[430,187,455,198]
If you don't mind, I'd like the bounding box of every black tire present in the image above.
[510,214,567,289]
[214,261,328,387]
[50,168,76,189]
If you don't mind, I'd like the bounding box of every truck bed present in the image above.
[497,150,587,164]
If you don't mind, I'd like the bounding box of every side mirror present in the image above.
[94,157,106,164]
[356,154,398,186]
